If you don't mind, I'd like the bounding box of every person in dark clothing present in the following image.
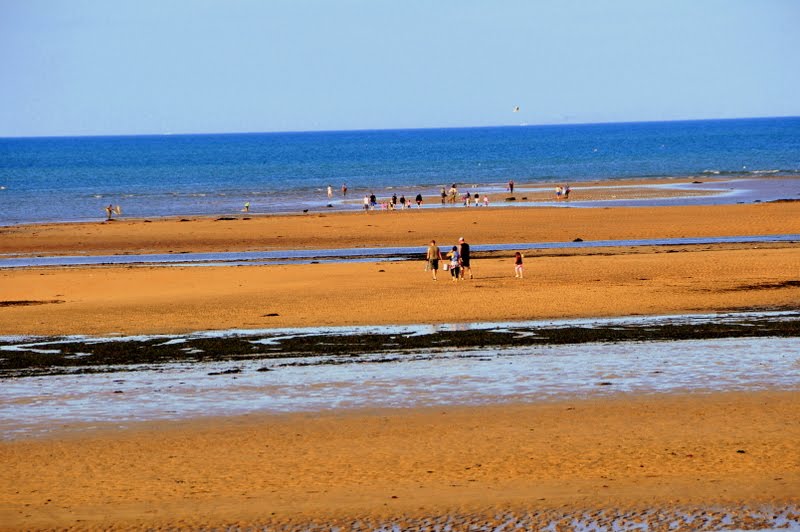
[458,236,472,279]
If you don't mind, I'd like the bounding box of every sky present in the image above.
[1,0,799,137]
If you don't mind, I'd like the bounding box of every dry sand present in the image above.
[2,199,800,530]
[1,202,799,336]
[2,244,800,336]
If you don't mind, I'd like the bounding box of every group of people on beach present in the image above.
[363,192,424,211]
[426,237,472,281]
[555,185,571,200]
[426,238,524,281]
[437,185,489,207]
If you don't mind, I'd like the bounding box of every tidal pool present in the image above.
[1,335,798,439]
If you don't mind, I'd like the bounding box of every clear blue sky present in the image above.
[1,0,798,137]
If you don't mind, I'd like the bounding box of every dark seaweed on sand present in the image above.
[1,311,799,378]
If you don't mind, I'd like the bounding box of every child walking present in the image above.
[514,252,523,278]
[448,246,461,281]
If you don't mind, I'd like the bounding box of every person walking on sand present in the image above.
[415,193,423,207]
[105,204,113,220]
[426,240,442,280]
[243,201,250,213]
[363,194,370,212]
[514,252,524,278]
[447,246,461,281]
[327,185,333,199]
[441,187,447,205]
[508,180,515,193]
[341,183,348,196]
[458,237,473,279]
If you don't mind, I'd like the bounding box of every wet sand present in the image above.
[1,391,798,530]
[2,189,800,530]
[2,194,799,257]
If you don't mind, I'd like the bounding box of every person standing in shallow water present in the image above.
[426,240,442,280]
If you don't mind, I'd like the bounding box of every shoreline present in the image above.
[1,174,793,231]
[3,173,799,229]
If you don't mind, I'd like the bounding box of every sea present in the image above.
[1,116,798,225]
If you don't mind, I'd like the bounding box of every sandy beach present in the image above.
[2,191,800,530]
[1,201,799,336]
[1,392,798,530]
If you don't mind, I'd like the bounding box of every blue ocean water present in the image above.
[1,117,798,225]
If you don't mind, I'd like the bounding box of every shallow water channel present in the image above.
[1,315,798,439]
[1,233,798,268]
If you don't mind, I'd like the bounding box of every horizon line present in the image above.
[2,114,798,141]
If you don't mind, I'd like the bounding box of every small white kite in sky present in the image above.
[513,106,520,112]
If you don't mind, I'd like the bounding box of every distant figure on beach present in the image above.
[447,246,461,281]
[441,187,447,204]
[564,185,571,200]
[363,194,370,212]
[483,195,489,207]
[458,237,472,279]
[114,205,122,216]
[399,194,406,208]
[474,193,480,205]
[508,180,515,193]
[448,186,458,204]
[369,193,377,209]
[105,204,113,220]
[341,183,347,196]
[555,186,563,200]
[243,201,250,213]
[463,192,471,207]
[327,185,333,199]
[426,240,442,280]
[514,252,524,278]
[415,193,423,207]
[391,193,397,207]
